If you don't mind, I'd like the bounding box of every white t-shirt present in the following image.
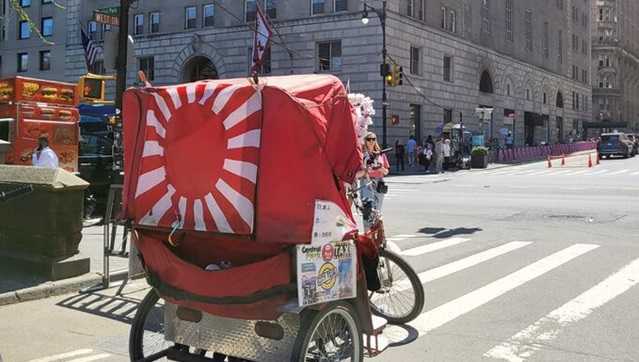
[32,147,59,169]
[442,142,451,157]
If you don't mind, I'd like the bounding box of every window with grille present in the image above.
[410,46,421,75]
[185,7,197,29]
[317,40,341,72]
[443,56,452,82]
[18,21,30,39]
[17,53,28,72]
[311,0,325,15]
[150,12,160,33]
[134,14,144,35]
[441,6,456,33]
[334,0,347,12]
[139,56,155,81]
[505,0,513,41]
[39,50,50,71]
[525,10,533,52]
[543,22,549,58]
[41,17,53,37]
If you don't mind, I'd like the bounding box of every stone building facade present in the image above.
[591,0,639,133]
[5,0,594,147]
[0,0,68,81]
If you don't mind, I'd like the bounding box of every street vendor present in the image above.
[31,136,59,169]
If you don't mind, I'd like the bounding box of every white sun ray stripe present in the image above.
[27,349,94,362]
[140,185,176,226]
[223,91,262,130]
[485,257,639,362]
[408,243,600,336]
[396,242,532,291]
[135,167,166,198]
[142,140,164,157]
[216,179,254,231]
[146,110,166,138]
[199,83,218,105]
[212,85,242,114]
[204,192,233,233]
[151,93,172,121]
[193,199,206,231]
[186,84,197,104]
[228,129,261,149]
[223,159,258,183]
[401,237,470,257]
[178,197,187,224]
[166,87,182,109]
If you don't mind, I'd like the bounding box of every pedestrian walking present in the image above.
[505,131,514,149]
[442,138,451,171]
[425,135,435,151]
[32,136,59,169]
[423,143,433,172]
[394,139,405,172]
[406,135,417,168]
[434,138,444,173]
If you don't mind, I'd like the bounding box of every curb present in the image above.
[0,272,103,307]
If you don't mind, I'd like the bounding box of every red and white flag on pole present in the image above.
[252,5,273,74]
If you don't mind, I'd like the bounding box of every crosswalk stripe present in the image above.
[588,169,609,175]
[401,237,470,257]
[484,257,639,362]
[526,170,554,176]
[563,169,591,176]
[408,243,599,336]
[398,241,532,291]
[631,171,639,176]
[67,354,111,362]
[606,169,629,176]
[28,349,94,362]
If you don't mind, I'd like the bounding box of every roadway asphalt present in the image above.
[0,155,637,362]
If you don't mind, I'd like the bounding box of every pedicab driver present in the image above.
[32,136,59,169]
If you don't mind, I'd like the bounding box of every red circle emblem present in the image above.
[322,244,334,261]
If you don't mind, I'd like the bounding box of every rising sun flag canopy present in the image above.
[122,75,363,245]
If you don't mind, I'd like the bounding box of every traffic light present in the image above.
[78,73,115,103]
[398,66,404,86]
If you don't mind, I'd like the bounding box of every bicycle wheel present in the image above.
[369,249,425,325]
[129,289,173,361]
[292,302,363,362]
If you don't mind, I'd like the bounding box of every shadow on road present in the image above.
[55,290,146,325]
[417,227,482,238]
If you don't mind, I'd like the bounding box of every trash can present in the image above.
[0,165,90,280]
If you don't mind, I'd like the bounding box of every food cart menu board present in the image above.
[0,76,77,107]
[297,200,357,307]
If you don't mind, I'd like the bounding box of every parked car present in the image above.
[598,133,635,159]
[626,133,639,155]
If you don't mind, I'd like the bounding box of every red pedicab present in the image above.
[122,74,423,362]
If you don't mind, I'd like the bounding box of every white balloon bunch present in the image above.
[348,93,375,144]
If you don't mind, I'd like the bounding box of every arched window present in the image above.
[479,70,493,93]
[556,91,564,108]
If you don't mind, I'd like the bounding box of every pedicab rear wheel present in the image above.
[292,302,363,362]
[130,289,175,361]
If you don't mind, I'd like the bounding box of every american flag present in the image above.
[81,27,101,69]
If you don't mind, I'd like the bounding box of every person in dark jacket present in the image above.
[394,139,405,172]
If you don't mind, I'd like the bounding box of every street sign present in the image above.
[94,7,120,26]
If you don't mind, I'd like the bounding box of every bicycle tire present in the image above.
[129,289,172,361]
[369,249,425,325]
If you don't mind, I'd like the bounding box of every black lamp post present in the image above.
[362,1,388,148]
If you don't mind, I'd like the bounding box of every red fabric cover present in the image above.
[123,75,363,244]
[136,234,291,320]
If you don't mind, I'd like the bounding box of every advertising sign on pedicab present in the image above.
[297,200,357,307]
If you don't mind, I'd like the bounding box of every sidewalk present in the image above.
[387,162,515,177]
[0,224,130,306]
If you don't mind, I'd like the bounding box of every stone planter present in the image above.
[471,154,489,168]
